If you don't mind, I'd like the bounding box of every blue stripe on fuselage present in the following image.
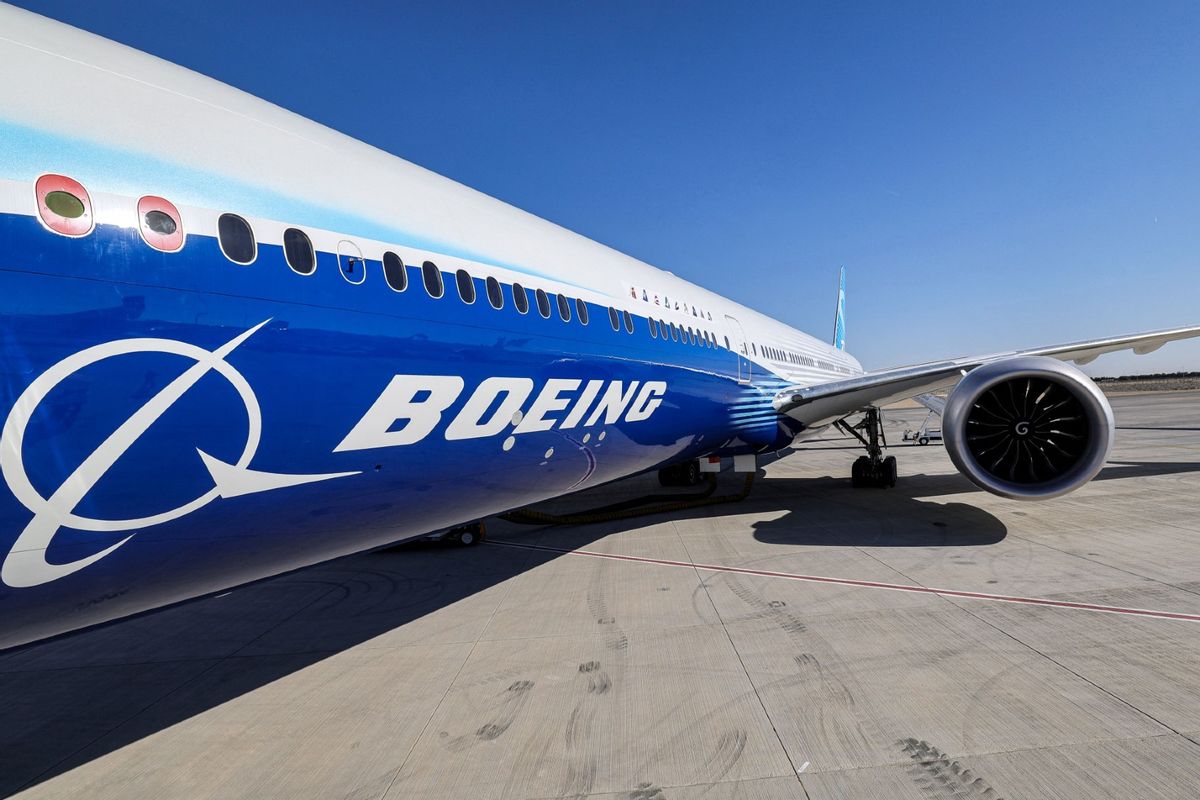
[0,212,791,647]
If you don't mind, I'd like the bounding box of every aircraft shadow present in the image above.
[736,472,1010,548]
[0,531,605,796]
[1,458,1192,793]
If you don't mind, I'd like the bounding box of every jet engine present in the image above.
[943,356,1114,500]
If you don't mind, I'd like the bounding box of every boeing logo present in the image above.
[336,375,667,452]
[0,321,357,589]
[0,323,668,588]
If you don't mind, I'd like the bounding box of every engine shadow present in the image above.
[740,472,1009,548]
[1094,461,1200,481]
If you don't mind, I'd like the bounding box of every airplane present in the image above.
[1,4,1197,651]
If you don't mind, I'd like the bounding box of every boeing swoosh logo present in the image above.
[0,320,358,588]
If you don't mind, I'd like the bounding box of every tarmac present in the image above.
[2,391,1200,800]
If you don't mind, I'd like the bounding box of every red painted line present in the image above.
[489,540,1200,623]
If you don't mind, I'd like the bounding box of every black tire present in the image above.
[882,456,897,488]
[658,465,681,486]
[660,461,702,487]
[851,456,869,488]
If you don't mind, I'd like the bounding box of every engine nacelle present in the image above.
[943,356,1114,500]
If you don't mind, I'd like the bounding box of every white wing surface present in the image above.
[774,326,1200,428]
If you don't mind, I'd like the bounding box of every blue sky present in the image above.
[12,1,1200,373]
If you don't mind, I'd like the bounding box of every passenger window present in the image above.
[575,297,589,325]
[422,261,444,298]
[486,276,503,308]
[284,228,316,275]
[35,174,93,237]
[138,196,184,253]
[218,213,256,265]
[383,251,407,291]
[536,288,552,318]
[456,269,476,304]
[609,307,620,331]
[670,323,679,341]
[557,293,571,321]
[649,319,658,338]
[513,282,530,314]
[623,310,634,333]
[724,336,730,349]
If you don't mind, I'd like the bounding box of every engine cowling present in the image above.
[943,356,1114,500]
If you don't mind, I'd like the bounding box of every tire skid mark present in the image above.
[561,659,615,798]
[626,781,667,800]
[443,679,536,751]
[899,738,1004,799]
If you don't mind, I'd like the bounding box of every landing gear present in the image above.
[838,407,897,488]
[447,521,486,546]
[658,460,702,487]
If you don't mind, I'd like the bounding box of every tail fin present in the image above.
[832,266,846,350]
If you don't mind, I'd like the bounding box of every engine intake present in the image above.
[943,356,1114,500]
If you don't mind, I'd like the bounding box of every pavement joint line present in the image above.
[1005,529,1200,603]
[852,546,1192,743]
[378,543,537,800]
[489,540,1200,623]
[671,521,812,798]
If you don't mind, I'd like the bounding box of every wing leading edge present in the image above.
[774,325,1200,428]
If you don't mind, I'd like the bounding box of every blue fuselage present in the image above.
[0,210,801,648]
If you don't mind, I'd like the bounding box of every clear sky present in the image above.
[11,1,1200,374]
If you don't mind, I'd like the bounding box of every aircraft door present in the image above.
[725,314,751,383]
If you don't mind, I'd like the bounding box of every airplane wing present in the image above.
[774,325,1200,428]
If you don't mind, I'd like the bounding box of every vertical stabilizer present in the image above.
[832,267,847,350]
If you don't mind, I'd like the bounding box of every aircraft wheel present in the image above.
[658,465,682,486]
[659,462,702,487]
[851,456,870,488]
[882,456,897,488]
[450,523,485,546]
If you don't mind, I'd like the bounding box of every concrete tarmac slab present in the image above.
[3,391,1200,799]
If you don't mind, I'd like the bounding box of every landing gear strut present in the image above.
[836,407,897,488]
